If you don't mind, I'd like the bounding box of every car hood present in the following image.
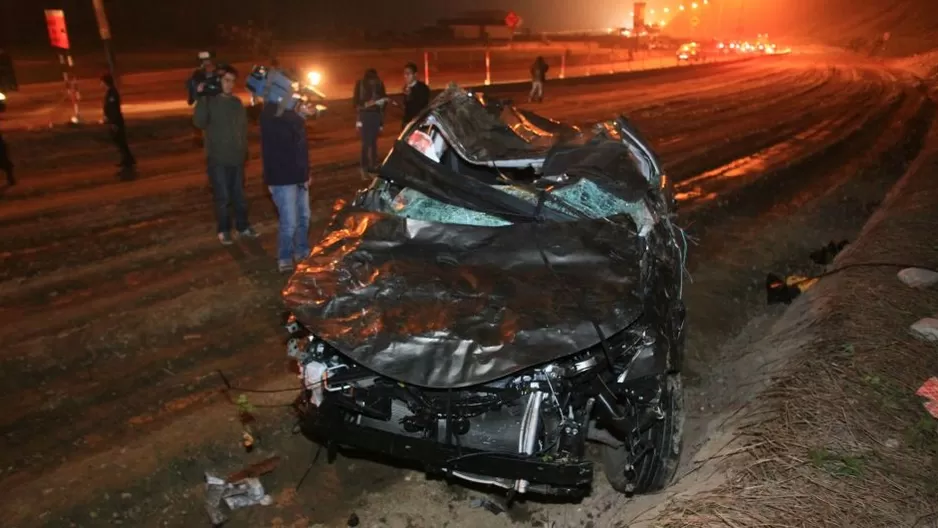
[283,210,646,389]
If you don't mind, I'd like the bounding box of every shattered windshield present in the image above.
[371,87,658,233]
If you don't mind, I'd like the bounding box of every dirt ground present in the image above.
[654,106,938,528]
[0,54,934,527]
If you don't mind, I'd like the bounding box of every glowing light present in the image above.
[649,9,655,14]
[679,5,685,10]
[663,7,670,13]
[691,2,698,8]
[307,71,322,86]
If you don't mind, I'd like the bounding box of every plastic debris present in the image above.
[809,240,849,265]
[910,318,938,342]
[470,497,506,515]
[204,472,273,525]
[916,377,938,419]
[898,267,938,289]
[766,273,818,305]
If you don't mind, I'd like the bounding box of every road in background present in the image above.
[3,45,743,129]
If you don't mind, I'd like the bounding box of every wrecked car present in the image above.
[282,85,688,497]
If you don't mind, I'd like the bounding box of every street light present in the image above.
[663,7,670,13]
[692,2,698,8]
[679,5,685,10]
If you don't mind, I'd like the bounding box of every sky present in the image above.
[1,0,929,51]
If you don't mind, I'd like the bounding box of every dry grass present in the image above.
[655,130,938,527]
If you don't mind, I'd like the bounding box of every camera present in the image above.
[199,72,223,97]
[246,65,327,120]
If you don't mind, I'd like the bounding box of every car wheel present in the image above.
[601,373,684,494]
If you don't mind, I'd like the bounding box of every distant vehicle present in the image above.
[677,42,704,63]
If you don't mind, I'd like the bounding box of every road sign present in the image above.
[690,16,700,28]
[634,2,647,30]
[505,11,521,29]
[44,10,70,50]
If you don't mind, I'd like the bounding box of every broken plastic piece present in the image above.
[910,318,938,342]
[470,497,506,515]
[916,377,938,402]
[898,268,938,289]
[765,273,818,305]
[809,240,848,265]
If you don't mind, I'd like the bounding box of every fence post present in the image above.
[424,50,430,87]
[484,49,491,85]
[586,43,592,76]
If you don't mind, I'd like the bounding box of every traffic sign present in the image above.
[505,11,521,29]
[44,10,70,50]
[690,16,700,28]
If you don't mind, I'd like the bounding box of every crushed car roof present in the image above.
[282,87,670,389]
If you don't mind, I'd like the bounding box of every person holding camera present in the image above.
[101,73,136,169]
[259,95,311,273]
[193,64,257,245]
[187,51,215,147]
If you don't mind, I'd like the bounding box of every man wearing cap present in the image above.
[193,64,257,245]
[187,51,215,147]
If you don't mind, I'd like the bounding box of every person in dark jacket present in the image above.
[529,56,549,103]
[193,64,257,245]
[101,73,136,169]
[259,102,311,272]
[400,62,430,130]
[0,49,18,93]
[0,92,13,186]
[353,68,387,179]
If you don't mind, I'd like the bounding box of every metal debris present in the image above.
[203,472,273,526]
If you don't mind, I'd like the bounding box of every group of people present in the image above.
[351,61,430,179]
[187,53,433,273]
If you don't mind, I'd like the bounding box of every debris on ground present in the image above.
[916,377,938,418]
[347,512,360,526]
[203,471,274,525]
[898,267,938,288]
[810,239,849,265]
[765,273,818,304]
[910,317,938,341]
[469,497,506,515]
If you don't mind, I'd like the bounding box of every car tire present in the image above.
[601,373,684,495]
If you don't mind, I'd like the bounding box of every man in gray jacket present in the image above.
[193,64,257,245]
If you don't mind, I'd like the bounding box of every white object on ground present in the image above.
[898,268,938,289]
[910,318,938,342]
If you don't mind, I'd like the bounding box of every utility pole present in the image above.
[91,0,118,84]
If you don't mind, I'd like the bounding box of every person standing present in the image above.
[187,51,215,147]
[259,100,311,273]
[101,73,136,169]
[0,92,13,186]
[193,64,257,245]
[529,56,549,103]
[353,69,387,179]
[400,62,430,130]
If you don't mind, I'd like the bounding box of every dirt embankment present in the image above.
[652,98,938,527]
